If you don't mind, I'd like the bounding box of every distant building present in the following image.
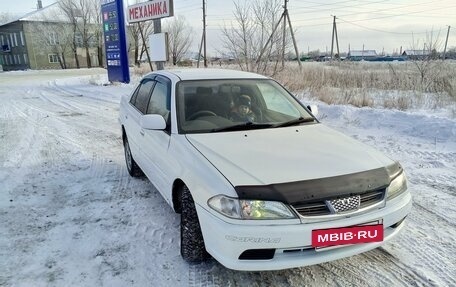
[347,50,377,61]
[401,50,431,60]
[0,1,102,71]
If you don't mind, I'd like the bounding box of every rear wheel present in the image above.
[180,185,210,262]
[123,135,143,177]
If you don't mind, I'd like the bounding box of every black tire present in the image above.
[123,135,143,177]
[180,185,210,262]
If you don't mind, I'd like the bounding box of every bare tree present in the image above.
[220,0,289,74]
[59,0,81,68]
[163,16,193,65]
[26,6,77,69]
[126,0,154,66]
[409,30,443,91]
[58,0,102,69]
[88,0,103,67]
[75,0,94,68]
[251,0,287,74]
[127,21,154,66]
[29,21,74,69]
[221,2,253,71]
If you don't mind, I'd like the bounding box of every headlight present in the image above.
[208,195,296,220]
[387,172,408,200]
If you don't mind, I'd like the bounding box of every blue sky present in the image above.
[2,0,456,55]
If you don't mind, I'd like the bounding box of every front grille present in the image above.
[292,189,385,217]
[293,201,331,216]
[360,189,385,208]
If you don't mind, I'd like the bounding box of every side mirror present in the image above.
[307,105,319,117]
[140,114,166,130]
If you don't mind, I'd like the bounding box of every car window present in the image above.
[177,79,312,133]
[129,85,141,106]
[256,82,300,117]
[133,80,154,114]
[146,81,170,121]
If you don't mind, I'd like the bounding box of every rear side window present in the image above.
[129,85,141,105]
[132,80,154,114]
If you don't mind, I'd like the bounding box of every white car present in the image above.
[119,68,412,271]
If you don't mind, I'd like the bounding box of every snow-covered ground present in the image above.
[0,68,455,287]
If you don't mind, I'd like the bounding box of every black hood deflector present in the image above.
[234,162,402,204]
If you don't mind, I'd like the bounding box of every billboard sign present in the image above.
[127,0,174,23]
[149,33,169,62]
[101,0,130,83]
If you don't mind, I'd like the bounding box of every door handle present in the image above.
[140,130,145,136]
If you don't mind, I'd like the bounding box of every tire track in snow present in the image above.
[20,89,119,158]
[392,210,456,286]
[413,202,456,228]
[7,100,44,169]
[42,84,108,113]
[403,150,456,163]
[318,261,373,286]
[38,87,81,113]
[88,153,110,180]
[10,98,84,150]
[409,173,456,197]
[361,248,431,287]
[50,79,120,105]
[41,82,123,150]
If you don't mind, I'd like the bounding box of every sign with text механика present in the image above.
[101,0,130,83]
[127,0,174,23]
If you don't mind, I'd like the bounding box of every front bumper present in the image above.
[196,191,412,271]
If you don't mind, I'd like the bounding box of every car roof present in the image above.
[150,68,269,81]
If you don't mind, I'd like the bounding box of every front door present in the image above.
[139,76,173,200]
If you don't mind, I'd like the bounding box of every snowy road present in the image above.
[1,69,455,286]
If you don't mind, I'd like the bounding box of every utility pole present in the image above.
[330,15,340,60]
[443,25,451,60]
[257,0,301,69]
[197,34,204,68]
[197,0,207,68]
[281,0,288,68]
[203,0,207,67]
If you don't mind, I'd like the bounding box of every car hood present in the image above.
[186,124,395,189]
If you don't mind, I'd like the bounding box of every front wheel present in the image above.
[123,135,143,177]
[180,185,210,262]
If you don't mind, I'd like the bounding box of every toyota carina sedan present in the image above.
[119,68,412,271]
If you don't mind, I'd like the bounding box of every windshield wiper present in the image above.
[272,117,315,128]
[210,122,273,133]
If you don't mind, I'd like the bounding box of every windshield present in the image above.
[176,79,314,133]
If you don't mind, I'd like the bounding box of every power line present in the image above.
[335,2,456,19]
[291,0,390,10]
[174,2,201,10]
[336,4,456,25]
[199,1,456,26]
[337,17,445,35]
[291,0,391,13]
